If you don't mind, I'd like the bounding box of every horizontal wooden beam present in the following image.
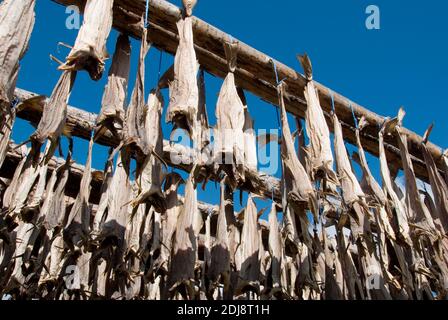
[51,0,445,184]
[14,88,282,202]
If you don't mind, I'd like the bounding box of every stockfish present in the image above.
[378,119,412,246]
[353,117,396,243]
[155,173,183,274]
[130,89,166,213]
[236,195,260,295]
[208,182,230,294]
[421,126,448,234]
[96,34,131,138]
[442,150,448,187]
[333,112,390,298]
[92,157,114,237]
[214,41,245,188]
[102,151,132,241]
[0,0,35,119]
[59,0,113,80]
[267,203,283,296]
[168,172,198,299]
[123,26,150,156]
[278,82,316,246]
[239,89,257,172]
[30,71,76,164]
[64,137,94,249]
[0,110,14,169]
[298,54,338,188]
[166,0,199,140]
[394,109,438,238]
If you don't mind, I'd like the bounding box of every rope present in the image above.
[144,0,150,28]
[270,59,282,130]
[10,97,20,108]
[157,50,163,82]
[349,102,358,129]
[329,89,335,113]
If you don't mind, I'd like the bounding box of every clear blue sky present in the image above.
[13,0,448,211]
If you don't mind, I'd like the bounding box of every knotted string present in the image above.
[349,102,359,129]
[145,0,150,28]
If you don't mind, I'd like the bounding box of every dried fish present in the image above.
[166,1,199,140]
[267,203,283,295]
[156,173,183,274]
[236,195,260,295]
[123,26,150,156]
[59,0,113,80]
[395,109,438,238]
[168,172,198,299]
[208,182,230,294]
[130,89,166,213]
[240,89,257,172]
[379,119,412,245]
[421,126,448,234]
[64,138,94,249]
[100,150,132,246]
[298,54,338,188]
[214,41,245,188]
[0,0,35,118]
[0,110,15,169]
[278,82,316,246]
[442,150,448,187]
[96,34,131,138]
[30,71,76,164]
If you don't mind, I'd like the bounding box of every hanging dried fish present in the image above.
[353,117,396,242]
[208,182,231,294]
[236,195,260,295]
[92,156,114,237]
[166,1,199,140]
[58,0,113,80]
[267,203,283,296]
[0,110,15,169]
[123,26,150,156]
[239,88,257,172]
[0,0,35,119]
[154,173,184,274]
[130,89,166,213]
[195,69,211,155]
[421,125,448,234]
[42,151,71,230]
[442,150,448,187]
[168,172,198,299]
[100,150,132,246]
[64,137,94,249]
[214,41,245,188]
[333,111,390,298]
[379,118,412,245]
[395,109,438,238]
[96,34,131,139]
[278,82,317,246]
[30,71,76,164]
[298,54,338,189]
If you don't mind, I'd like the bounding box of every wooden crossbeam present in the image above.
[51,0,445,184]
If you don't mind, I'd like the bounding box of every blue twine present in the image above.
[329,89,335,113]
[144,0,150,28]
[157,50,163,82]
[10,97,20,108]
[273,60,280,85]
[349,102,358,129]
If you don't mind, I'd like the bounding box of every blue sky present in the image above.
[13,0,448,212]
